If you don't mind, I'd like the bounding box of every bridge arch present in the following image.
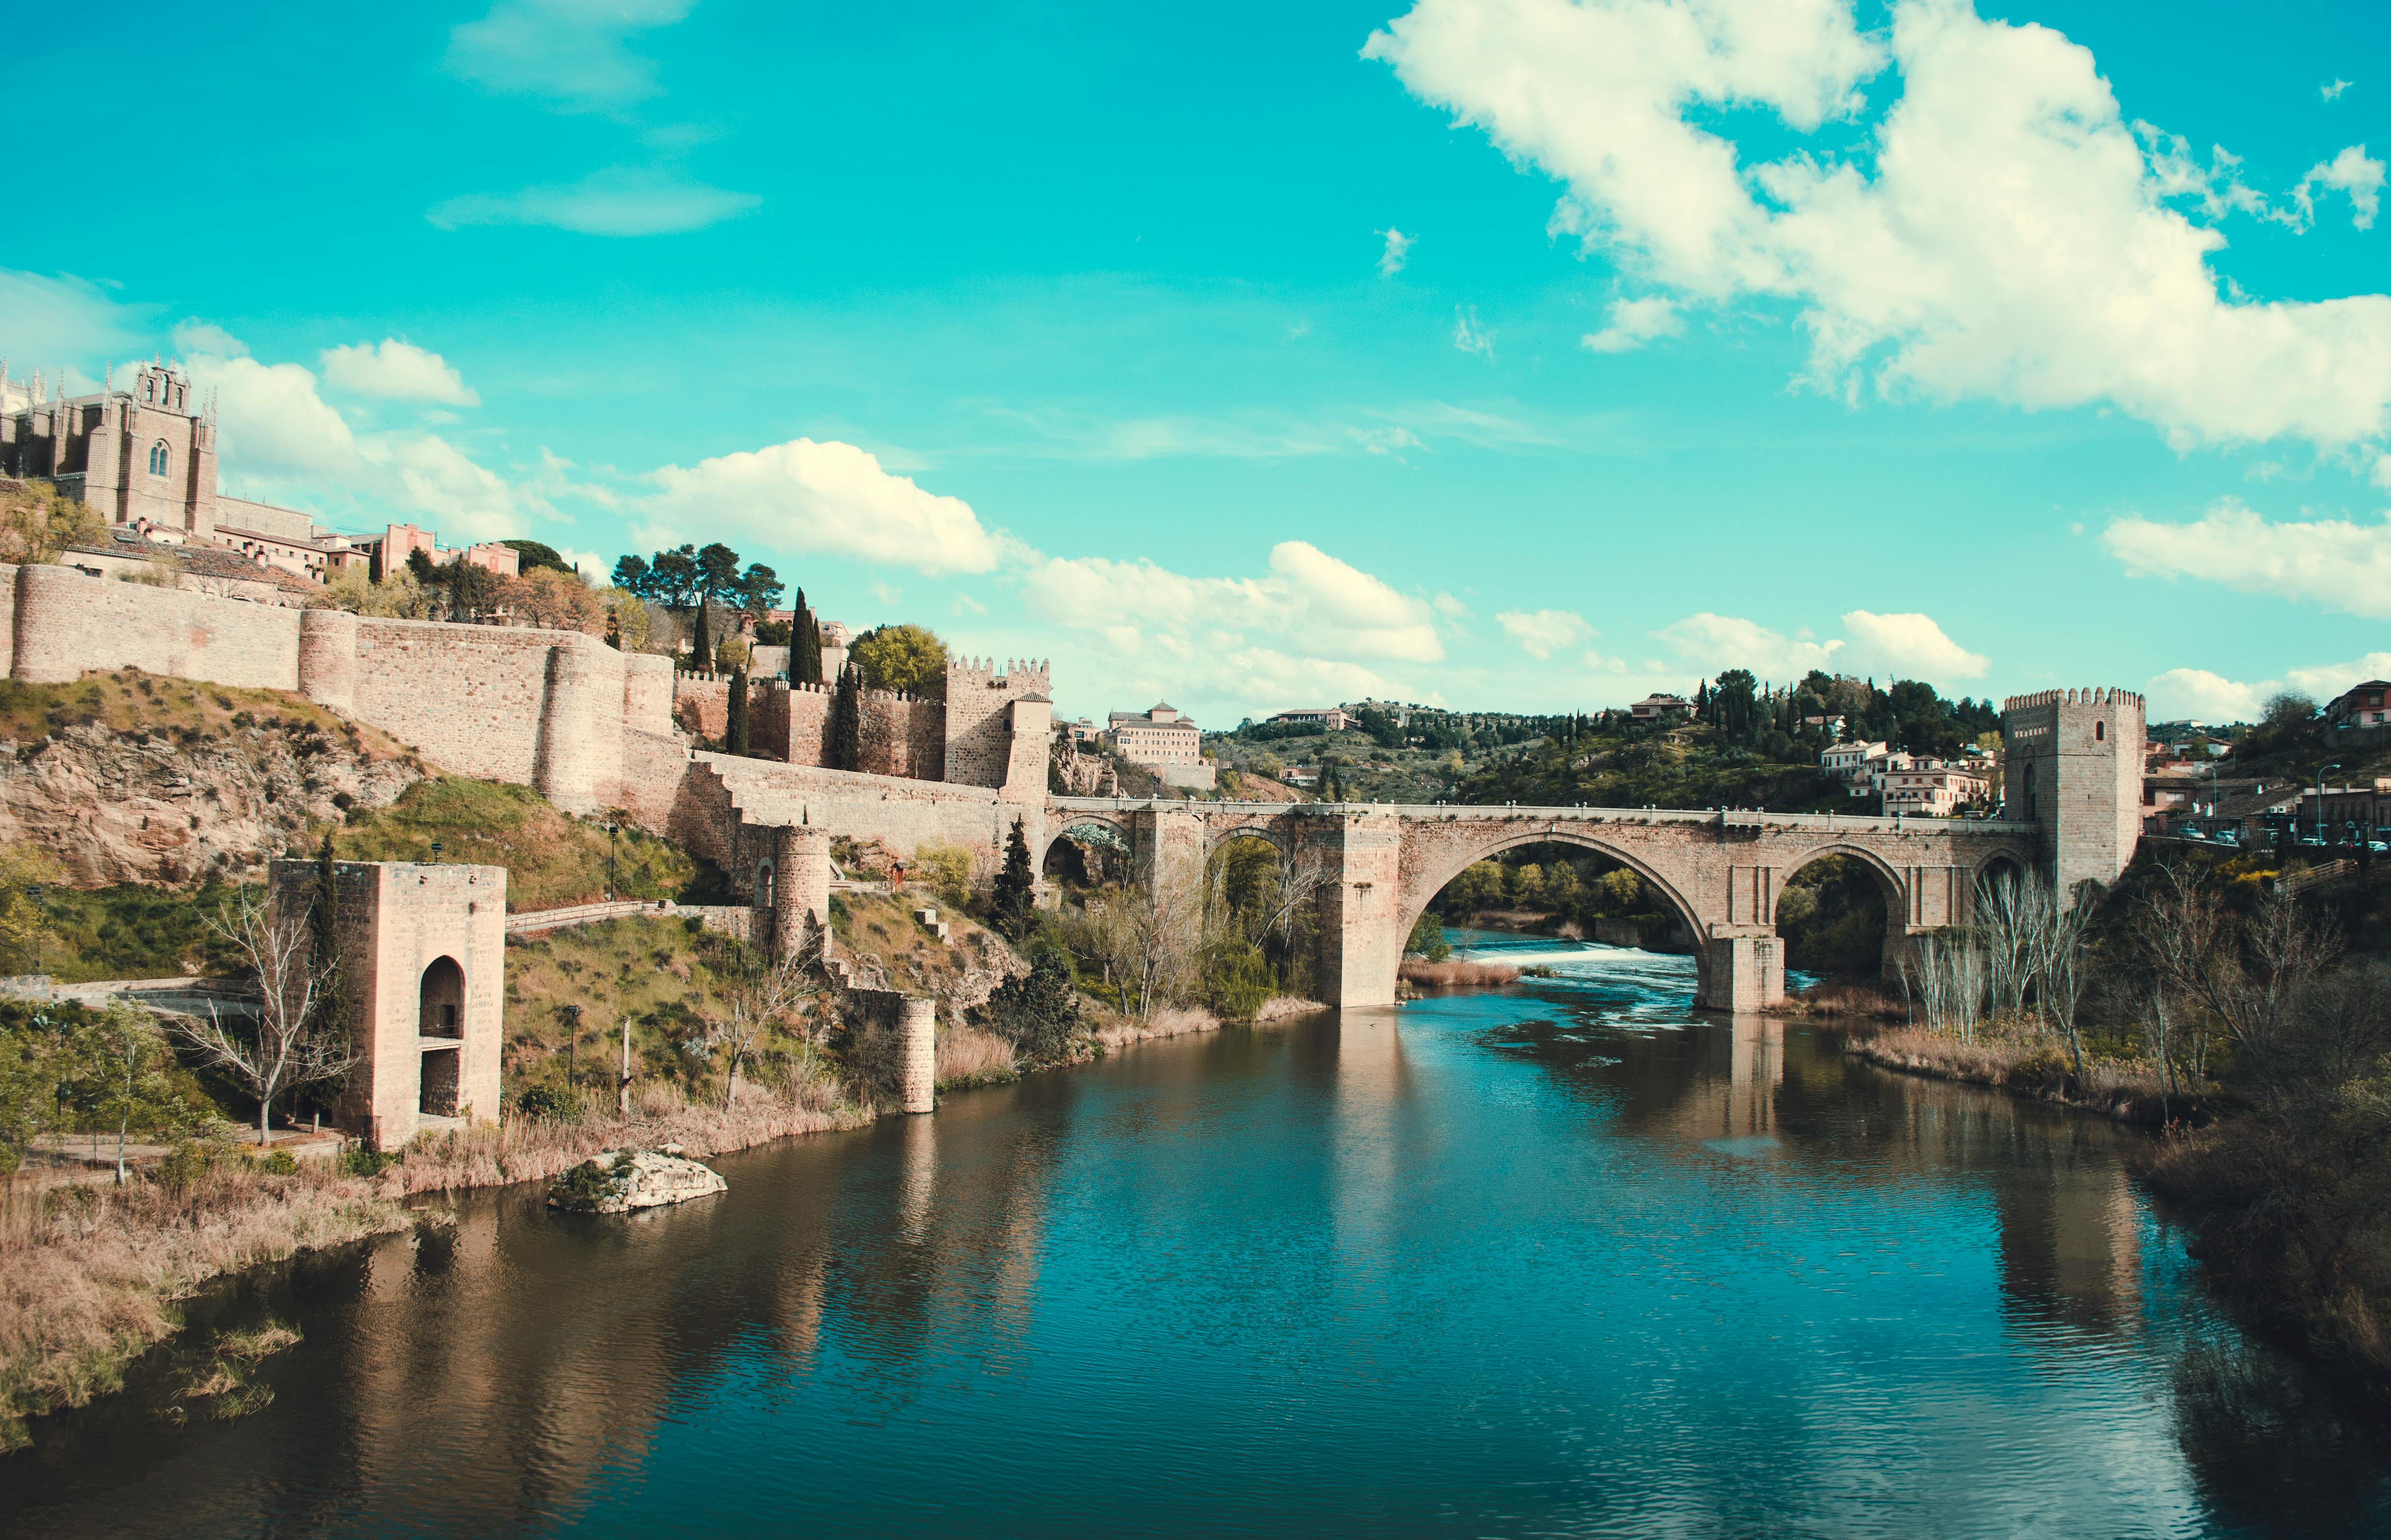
[1773,841,1906,979]
[1042,815,1134,888]
[1394,827,1712,1000]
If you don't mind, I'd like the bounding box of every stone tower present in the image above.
[2000,687,2144,898]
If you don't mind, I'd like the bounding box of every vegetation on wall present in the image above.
[848,622,949,698]
[333,779,710,910]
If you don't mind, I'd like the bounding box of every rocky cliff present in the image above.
[0,720,420,886]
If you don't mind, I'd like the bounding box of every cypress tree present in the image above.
[603,606,622,651]
[690,600,712,677]
[727,667,750,757]
[829,662,862,771]
[991,817,1035,940]
[792,587,823,685]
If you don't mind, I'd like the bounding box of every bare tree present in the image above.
[2033,885,2097,1079]
[703,930,820,1106]
[2130,864,2341,1071]
[172,887,355,1145]
[1974,871,2048,1020]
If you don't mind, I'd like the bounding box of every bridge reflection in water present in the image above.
[5,956,2387,1538]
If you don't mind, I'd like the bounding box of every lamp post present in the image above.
[2318,763,2341,845]
[429,839,443,864]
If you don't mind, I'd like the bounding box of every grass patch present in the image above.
[336,778,709,911]
[0,670,413,760]
[36,881,251,981]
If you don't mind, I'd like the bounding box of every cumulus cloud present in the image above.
[1583,296,1684,353]
[2323,79,2353,103]
[429,167,759,237]
[321,339,480,406]
[2104,497,2391,619]
[645,438,1002,576]
[1496,608,1596,659]
[1365,0,2391,453]
[447,0,697,110]
[1452,306,1495,359]
[2289,144,2385,231]
[2148,652,2391,723]
[177,343,368,483]
[1377,227,1416,275]
[1652,607,1986,684]
[1839,609,1988,679]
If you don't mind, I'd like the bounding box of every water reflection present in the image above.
[6,933,2391,1538]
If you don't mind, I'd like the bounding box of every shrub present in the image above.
[983,951,1084,1066]
[516,1084,579,1122]
[913,842,973,907]
[260,1149,298,1176]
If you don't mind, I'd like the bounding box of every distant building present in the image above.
[2325,680,2391,729]
[1062,716,1100,745]
[1882,766,1988,817]
[1281,764,1322,786]
[356,523,520,583]
[1108,702,1214,788]
[1801,713,1848,737]
[1629,693,1693,721]
[1821,740,1888,784]
[1271,707,1350,731]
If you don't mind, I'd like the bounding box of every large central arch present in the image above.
[1394,827,1712,1004]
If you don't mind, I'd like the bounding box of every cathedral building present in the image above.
[0,361,222,536]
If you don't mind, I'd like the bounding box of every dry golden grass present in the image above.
[1846,1021,2177,1122]
[1400,958,1522,989]
[935,1023,1016,1087]
[1096,1004,1222,1050]
[0,1164,411,1450]
[1778,980,1905,1018]
[0,669,418,761]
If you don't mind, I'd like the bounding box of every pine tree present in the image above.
[727,667,750,757]
[792,588,823,685]
[991,817,1036,940]
[829,662,862,771]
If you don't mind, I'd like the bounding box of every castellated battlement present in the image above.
[2002,687,2145,711]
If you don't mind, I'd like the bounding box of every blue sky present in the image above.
[6,0,2387,728]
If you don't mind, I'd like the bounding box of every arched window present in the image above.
[148,441,169,477]
[2094,720,2105,742]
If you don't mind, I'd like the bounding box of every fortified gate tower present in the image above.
[1999,687,2143,898]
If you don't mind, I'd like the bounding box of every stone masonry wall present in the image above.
[943,656,1049,788]
[8,562,301,688]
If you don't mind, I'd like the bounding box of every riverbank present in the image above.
[0,983,1337,1449]
[0,1078,870,1451]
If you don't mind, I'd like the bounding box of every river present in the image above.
[5,929,2390,1538]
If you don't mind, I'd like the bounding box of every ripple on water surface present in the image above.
[4,928,2391,1539]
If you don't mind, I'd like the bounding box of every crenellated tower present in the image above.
[2000,686,2144,898]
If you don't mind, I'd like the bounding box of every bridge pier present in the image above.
[1696,930,1784,1014]
[1317,813,1403,1007]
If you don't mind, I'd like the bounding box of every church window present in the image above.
[143,378,155,402]
[148,441,170,477]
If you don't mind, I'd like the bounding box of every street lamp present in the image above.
[429,839,443,863]
[2318,763,2342,845]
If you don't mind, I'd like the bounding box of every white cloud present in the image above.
[178,344,368,482]
[1022,541,1443,690]
[169,322,246,359]
[2146,668,2270,723]
[1583,296,1684,353]
[1366,0,2391,453]
[555,548,611,581]
[321,339,481,406]
[1651,607,1986,684]
[2103,497,2391,618]
[0,270,147,369]
[2148,651,2391,723]
[1496,608,1596,659]
[645,438,1002,576]
[381,435,520,541]
[1377,227,1416,276]
[447,0,697,110]
[428,167,759,237]
[2289,144,2385,231]
[2323,79,2353,103]
[1654,613,1840,677]
[1452,306,1495,359]
[1839,609,1988,679]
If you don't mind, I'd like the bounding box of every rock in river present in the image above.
[547,1149,727,1214]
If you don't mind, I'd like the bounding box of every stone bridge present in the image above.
[1042,798,2043,1011]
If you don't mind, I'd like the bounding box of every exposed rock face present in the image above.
[546,1149,728,1214]
[0,723,418,886]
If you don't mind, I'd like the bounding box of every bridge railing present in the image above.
[1045,796,2037,837]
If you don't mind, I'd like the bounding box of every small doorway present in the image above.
[419,956,464,1039]
[419,1048,460,1116]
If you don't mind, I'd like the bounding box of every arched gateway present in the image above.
[1040,686,2138,1009]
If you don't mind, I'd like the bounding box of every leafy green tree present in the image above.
[502,539,574,575]
[991,818,1036,940]
[1405,911,1452,961]
[65,1004,185,1184]
[727,667,750,756]
[735,562,784,617]
[983,950,1083,1066]
[1711,669,1760,744]
[828,663,863,771]
[849,623,949,697]
[611,554,652,596]
[646,545,703,608]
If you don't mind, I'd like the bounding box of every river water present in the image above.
[6,929,2391,1538]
